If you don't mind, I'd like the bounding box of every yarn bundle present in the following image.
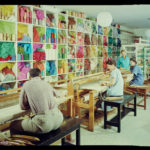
[33,44,45,61]
[76,46,84,58]
[46,61,57,76]
[103,36,107,46]
[17,62,30,80]
[91,34,97,45]
[46,13,56,27]
[17,43,32,60]
[77,32,84,45]
[76,58,83,72]
[84,34,90,45]
[68,31,76,44]
[68,17,76,30]
[0,62,16,82]
[33,61,44,76]
[68,59,75,72]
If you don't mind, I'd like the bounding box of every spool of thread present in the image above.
[61,23,63,29]
[6,33,9,41]
[1,13,4,20]
[3,33,6,40]
[12,34,16,41]
[29,11,32,23]
[54,33,56,38]
[0,33,2,41]
[26,10,29,23]
[54,37,56,43]
[0,8,2,19]
[51,32,53,38]
[24,12,26,23]
[60,38,62,44]
[48,37,50,43]
[40,36,43,43]
[21,54,23,60]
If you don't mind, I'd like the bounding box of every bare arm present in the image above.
[101,77,116,87]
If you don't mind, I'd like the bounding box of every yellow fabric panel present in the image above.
[17,24,28,39]
[0,62,15,70]
[0,5,14,16]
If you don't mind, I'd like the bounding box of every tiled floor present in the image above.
[71,96,150,146]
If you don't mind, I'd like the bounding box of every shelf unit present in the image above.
[122,38,150,80]
[0,5,121,91]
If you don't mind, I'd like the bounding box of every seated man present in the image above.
[95,59,124,111]
[129,58,144,86]
[10,68,63,134]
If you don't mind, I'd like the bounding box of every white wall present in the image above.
[120,25,134,45]
[120,25,150,45]
[133,28,150,40]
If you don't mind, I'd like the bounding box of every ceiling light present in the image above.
[97,12,113,27]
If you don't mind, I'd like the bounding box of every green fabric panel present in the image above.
[35,27,45,37]
[37,48,45,52]
[3,74,15,82]
[18,46,24,54]
[0,42,15,58]
[0,21,16,34]
[58,15,65,21]
[46,44,51,49]
[108,28,112,37]
[77,18,83,24]
[23,53,29,60]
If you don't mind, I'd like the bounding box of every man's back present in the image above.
[20,77,57,114]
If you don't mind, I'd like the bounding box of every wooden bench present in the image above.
[104,93,137,133]
[0,81,74,143]
[10,116,82,146]
[67,72,110,131]
[122,73,150,110]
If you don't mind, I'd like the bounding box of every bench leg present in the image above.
[88,92,94,132]
[134,95,137,116]
[72,103,75,117]
[61,137,65,146]
[122,105,125,115]
[104,102,107,129]
[66,99,73,142]
[144,92,146,110]
[117,105,121,133]
[76,127,80,146]
[88,105,94,131]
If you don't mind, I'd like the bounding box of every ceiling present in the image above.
[54,5,150,28]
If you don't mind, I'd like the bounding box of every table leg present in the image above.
[104,101,107,129]
[76,127,80,146]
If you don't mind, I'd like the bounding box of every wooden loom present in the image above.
[67,72,110,131]
[0,81,73,139]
